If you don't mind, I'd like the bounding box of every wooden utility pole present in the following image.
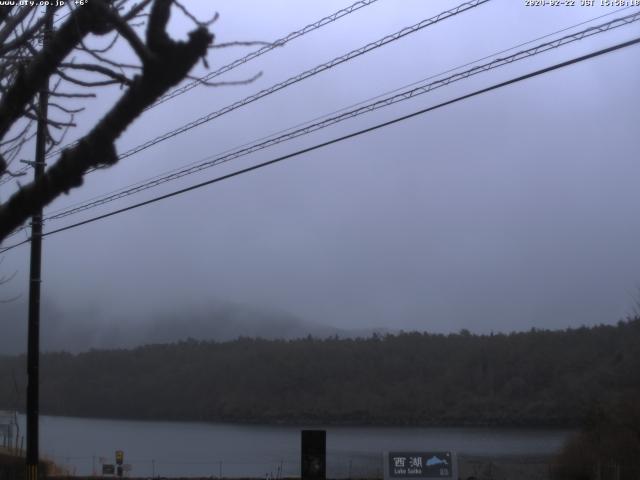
[26,8,52,480]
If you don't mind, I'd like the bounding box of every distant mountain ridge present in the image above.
[0,298,393,354]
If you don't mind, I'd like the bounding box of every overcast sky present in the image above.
[1,0,640,349]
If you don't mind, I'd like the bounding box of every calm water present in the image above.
[16,415,572,477]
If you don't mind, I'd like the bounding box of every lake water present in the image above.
[15,415,573,477]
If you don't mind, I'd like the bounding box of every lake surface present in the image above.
[16,415,573,477]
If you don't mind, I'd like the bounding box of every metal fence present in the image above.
[5,452,638,480]
[43,451,383,479]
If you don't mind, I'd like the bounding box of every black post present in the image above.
[26,8,52,480]
[301,430,326,480]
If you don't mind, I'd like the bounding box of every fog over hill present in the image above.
[0,298,391,354]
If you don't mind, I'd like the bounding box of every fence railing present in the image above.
[8,452,638,479]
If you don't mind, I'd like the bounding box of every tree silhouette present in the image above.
[0,0,216,242]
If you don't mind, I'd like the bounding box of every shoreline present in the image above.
[10,411,581,430]
[39,455,558,480]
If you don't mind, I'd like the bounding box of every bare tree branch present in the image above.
[0,8,53,56]
[173,1,218,28]
[186,70,262,87]
[0,2,104,148]
[0,0,213,241]
[47,91,96,98]
[97,5,155,64]
[0,120,34,146]
[76,44,142,71]
[0,6,34,46]
[0,6,14,26]
[23,110,76,129]
[81,30,119,54]
[60,62,133,85]
[210,41,271,49]
[56,67,124,88]
[48,102,85,115]
[121,0,154,22]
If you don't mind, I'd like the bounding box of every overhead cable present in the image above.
[38,0,383,163]
[3,35,638,253]
[152,0,382,109]
[39,10,640,223]
[3,0,485,188]
[38,5,635,219]
[104,0,490,164]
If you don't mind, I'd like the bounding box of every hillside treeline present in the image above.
[1,319,639,426]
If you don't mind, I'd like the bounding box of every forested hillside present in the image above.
[1,319,639,426]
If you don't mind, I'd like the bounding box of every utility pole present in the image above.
[26,8,52,480]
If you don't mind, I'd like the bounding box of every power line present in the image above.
[4,7,637,241]
[310,4,635,123]
[4,6,637,239]
[37,10,640,224]
[37,5,635,221]
[97,0,490,165]
[3,35,638,254]
[1,0,487,190]
[151,0,381,109]
[39,0,382,163]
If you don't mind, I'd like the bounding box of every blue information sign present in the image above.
[387,452,453,478]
